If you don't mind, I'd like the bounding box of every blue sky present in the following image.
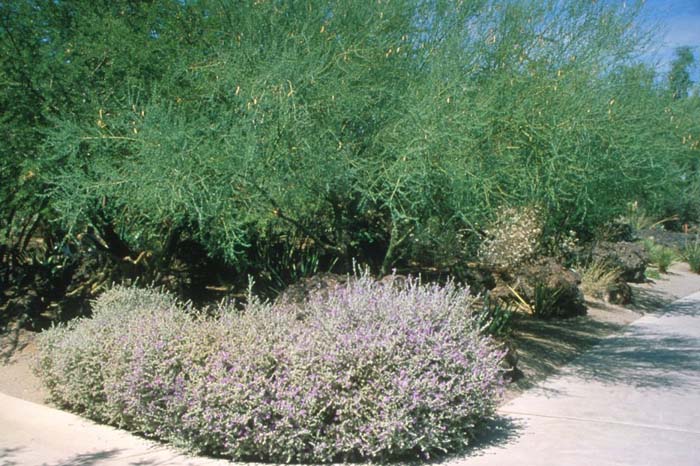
[641,0,700,82]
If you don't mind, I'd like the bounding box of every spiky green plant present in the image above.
[643,239,676,274]
[578,259,622,299]
[682,236,700,274]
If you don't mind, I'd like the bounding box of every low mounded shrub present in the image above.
[35,273,505,463]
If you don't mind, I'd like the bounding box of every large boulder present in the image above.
[514,257,586,318]
[591,241,648,283]
[489,257,585,318]
[489,257,586,317]
[461,263,497,296]
[604,279,632,305]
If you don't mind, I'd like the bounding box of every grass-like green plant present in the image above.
[682,236,700,274]
[654,248,676,274]
[532,283,564,318]
[642,239,676,274]
[644,267,661,280]
[478,295,515,338]
[578,259,622,300]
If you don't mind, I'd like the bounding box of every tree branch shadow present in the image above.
[631,287,677,314]
[0,326,30,364]
[568,328,700,390]
[509,315,624,392]
[0,446,24,466]
[423,415,525,465]
[41,449,123,466]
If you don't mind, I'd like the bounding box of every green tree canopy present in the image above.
[669,46,696,100]
[2,0,699,283]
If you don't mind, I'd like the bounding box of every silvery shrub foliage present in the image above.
[36,274,505,462]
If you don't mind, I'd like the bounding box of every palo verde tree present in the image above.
[669,46,696,100]
[3,0,700,288]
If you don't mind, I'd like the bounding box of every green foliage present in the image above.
[669,46,696,100]
[3,0,700,287]
[682,236,700,274]
[620,203,659,232]
[532,283,565,318]
[478,295,515,338]
[578,259,622,300]
[644,267,661,280]
[642,238,676,274]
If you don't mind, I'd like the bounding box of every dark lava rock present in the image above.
[591,241,649,283]
[461,264,497,296]
[605,279,632,305]
[638,228,694,250]
[512,257,587,318]
[500,338,523,382]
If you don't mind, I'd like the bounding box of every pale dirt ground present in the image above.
[0,324,47,404]
[1,261,699,408]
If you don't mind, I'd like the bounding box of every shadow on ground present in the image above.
[632,287,677,314]
[0,446,23,466]
[41,449,123,466]
[422,416,524,465]
[661,299,700,317]
[509,316,623,391]
[0,326,30,364]
[570,328,700,390]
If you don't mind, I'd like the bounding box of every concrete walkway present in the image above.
[0,392,232,466]
[1,293,699,465]
[451,291,700,466]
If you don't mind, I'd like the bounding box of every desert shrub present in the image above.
[642,239,676,274]
[34,287,183,422]
[682,236,700,273]
[478,206,543,269]
[35,275,505,462]
[578,259,623,300]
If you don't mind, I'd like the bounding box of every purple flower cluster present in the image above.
[35,274,505,462]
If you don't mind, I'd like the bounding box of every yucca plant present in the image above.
[532,283,565,318]
[478,294,515,338]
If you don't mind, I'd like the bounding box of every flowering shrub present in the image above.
[34,287,183,423]
[479,206,543,269]
[35,275,505,462]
